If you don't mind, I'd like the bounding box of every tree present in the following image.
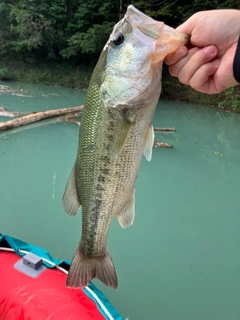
[61,0,118,60]
[0,0,239,63]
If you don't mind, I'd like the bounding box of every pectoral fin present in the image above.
[116,190,135,228]
[62,164,81,216]
[143,124,154,161]
[110,120,133,158]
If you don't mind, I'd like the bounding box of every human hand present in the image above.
[165,10,240,94]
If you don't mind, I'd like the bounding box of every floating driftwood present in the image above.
[0,107,32,118]
[0,106,83,132]
[0,115,81,139]
[0,105,174,148]
[55,112,81,126]
[154,141,172,148]
[154,127,175,132]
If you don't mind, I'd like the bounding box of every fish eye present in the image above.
[112,33,124,46]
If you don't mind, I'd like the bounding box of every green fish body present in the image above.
[62,5,188,288]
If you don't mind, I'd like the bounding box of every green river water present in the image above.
[0,81,240,320]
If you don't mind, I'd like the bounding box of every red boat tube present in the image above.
[0,234,123,320]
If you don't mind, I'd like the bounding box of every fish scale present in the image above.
[78,83,141,253]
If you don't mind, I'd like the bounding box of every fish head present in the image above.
[99,5,189,108]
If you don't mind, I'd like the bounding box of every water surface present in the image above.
[1,81,240,320]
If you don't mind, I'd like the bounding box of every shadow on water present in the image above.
[1,82,240,320]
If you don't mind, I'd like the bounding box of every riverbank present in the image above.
[0,59,93,89]
[1,59,239,112]
[161,71,240,113]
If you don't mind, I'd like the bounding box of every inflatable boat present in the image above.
[0,234,123,320]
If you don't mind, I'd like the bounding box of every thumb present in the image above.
[175,15,196,36]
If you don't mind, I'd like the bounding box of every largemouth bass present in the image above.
[62,5,188,289]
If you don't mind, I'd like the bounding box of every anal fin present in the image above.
[116,190,135,228]
[62,164,81,216]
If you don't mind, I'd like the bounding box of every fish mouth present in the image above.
[126,5,189,61]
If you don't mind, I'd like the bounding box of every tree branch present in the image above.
[154,127,175,132]
[154,141,172,148]
[0,106,83,132]
[0,107,32,118]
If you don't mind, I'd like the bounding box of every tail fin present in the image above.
[66,246,118,289]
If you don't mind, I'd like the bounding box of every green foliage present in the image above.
[0,0,239,112]
[0,58,92,88]
[0,67,9,80]
[61,22,115,58]
[125,0,240,26]
[62,0,118,60]
[0,0,119,62]
[0,0,239,62]
[218,87,240,113]
[131,0,179,19]
[179,0,240,20]
[7,0,67,59]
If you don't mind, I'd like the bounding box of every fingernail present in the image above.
[203,45,217,56]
